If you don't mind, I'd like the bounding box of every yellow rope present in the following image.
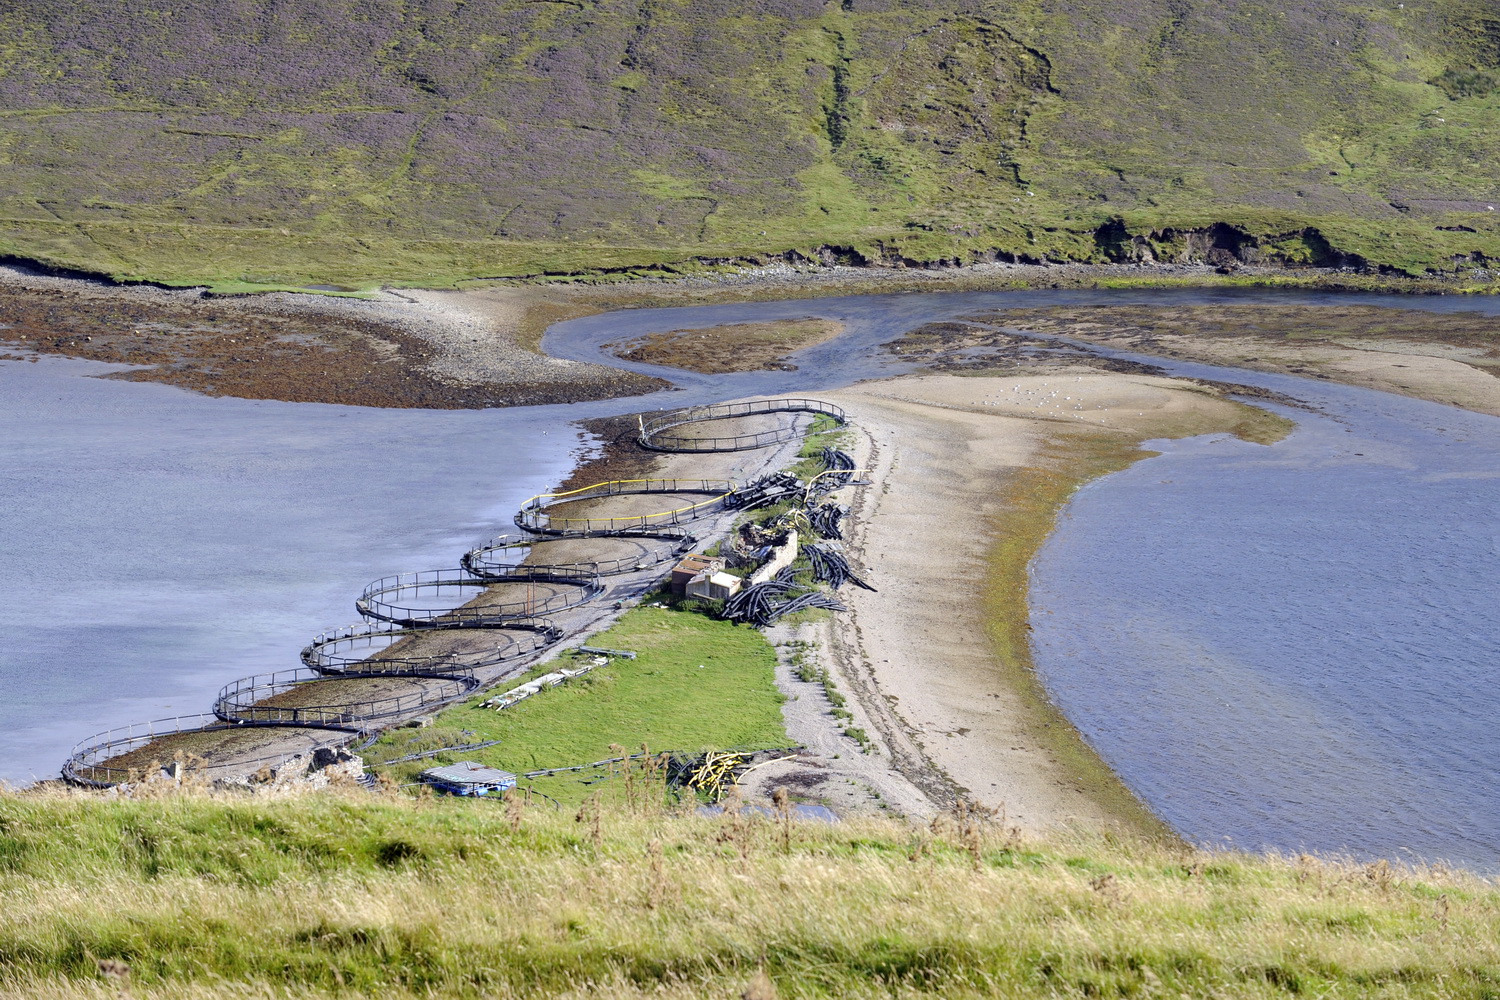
[519,479,737,529]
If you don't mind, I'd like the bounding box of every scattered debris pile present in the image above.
[480,654,613,711]
[724,471,804,511]
[240,747,366,790]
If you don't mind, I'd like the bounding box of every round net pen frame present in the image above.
[514,479,736,536]
[302,618,563,675]
[214,667,479,727]
[61,714,359,788]
[462,529,695,579]
[637,398,847,453]
[355,568,602,627]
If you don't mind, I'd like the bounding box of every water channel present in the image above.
[3,287,1496,869]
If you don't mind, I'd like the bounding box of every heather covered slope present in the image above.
[2,0,1499,288]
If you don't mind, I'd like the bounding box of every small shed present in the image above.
[671,553,724,596]
[420,760,517,796]
[687,570,742,601]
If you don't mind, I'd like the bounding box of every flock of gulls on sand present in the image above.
[970,378,1147,421]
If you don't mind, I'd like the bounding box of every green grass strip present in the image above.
[368,605,793,802]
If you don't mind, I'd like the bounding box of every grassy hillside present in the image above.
[2,1,1499,289]
[2,789,1498,998]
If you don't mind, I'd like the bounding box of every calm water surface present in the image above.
[1026,348,1500,869]
[3,287,1497,871]
[0,359,581,782]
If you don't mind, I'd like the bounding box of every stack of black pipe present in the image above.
[809,502,847,539]
[718,447,876,626]
[720,580,846,627]
[805,542,876,591]
[814,447,857,494]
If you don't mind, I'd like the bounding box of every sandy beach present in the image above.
[779,371,1293,836]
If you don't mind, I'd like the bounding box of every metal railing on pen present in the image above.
[62,714,361,788]
[355,568,602,626]
[214,668,479,727]
[514,479,737,535]
[301,618,562,675]
[638,398,846,453]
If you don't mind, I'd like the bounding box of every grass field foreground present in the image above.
[1,789,1498,998]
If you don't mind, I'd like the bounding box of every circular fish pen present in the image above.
[462,529,695,579]
[638,398,846,453]
[63,715,359,788]
[515,479,736,536]
[355,568,602,626]
[302,618,563,675]
[56,393,858,789]
[214,668,479,727]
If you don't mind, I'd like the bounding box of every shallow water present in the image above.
[1024,348,1500,869]
[4,286,1498,872]
[0,359,580,782]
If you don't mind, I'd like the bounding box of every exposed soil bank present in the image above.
[0,266,666,408]
[554,414,664,490]
[7,260,1500,417]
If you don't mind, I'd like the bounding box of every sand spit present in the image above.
[941,304,1500,418]
[806,371,1282,835]
[1122,331,1500,416]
